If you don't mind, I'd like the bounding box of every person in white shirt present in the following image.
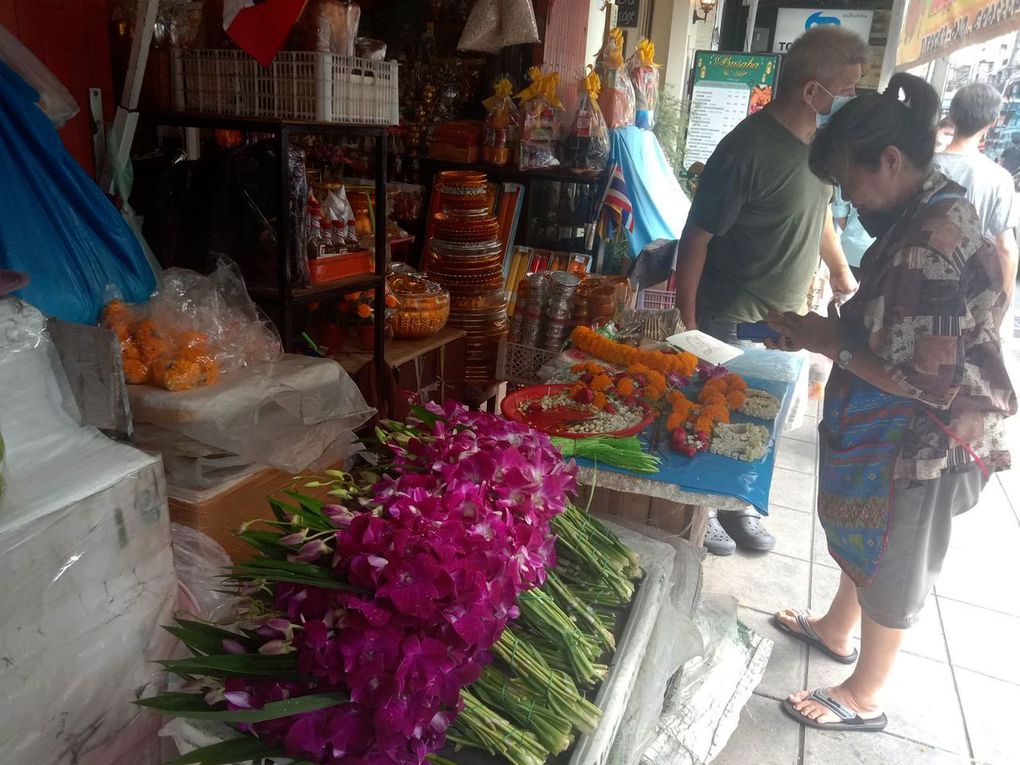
[934,83,1018,302]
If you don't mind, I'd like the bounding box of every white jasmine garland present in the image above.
[536,392,645,434]
[739,389,780,420]
[709,422,770,462]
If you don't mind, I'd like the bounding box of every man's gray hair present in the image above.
[780,26,868,93]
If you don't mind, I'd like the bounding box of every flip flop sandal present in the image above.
[718,511,775,552]
[705,514,736,556]
[770,610,859,664]
[782,689,888,732]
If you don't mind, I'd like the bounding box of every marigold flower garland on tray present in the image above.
[564,328,780,461]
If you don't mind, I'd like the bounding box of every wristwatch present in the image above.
[836,348,854,369]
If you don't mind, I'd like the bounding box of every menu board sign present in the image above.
[616,0,640,28]
[683,51,781,169]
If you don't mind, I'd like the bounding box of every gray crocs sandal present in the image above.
[718,510,775,551]
[782,689,888,732]
[705,512,736,556]
[771,610,859,664]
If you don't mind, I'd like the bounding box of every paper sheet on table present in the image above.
[666,330,743,366]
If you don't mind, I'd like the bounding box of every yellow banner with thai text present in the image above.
[897,0,1020,69]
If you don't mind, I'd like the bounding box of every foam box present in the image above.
[0,297,177,765]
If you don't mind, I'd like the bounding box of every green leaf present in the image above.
[137,691,346,723]
[166,735,284,765]
[275,492,331,531]
[235,530,290,560]
[283,490,326,514]
[269,498,292,523]
[159,653,299,679]
[166,620,252,657]
[410,404,441,429]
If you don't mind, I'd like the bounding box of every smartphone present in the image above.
[736,321,782,342]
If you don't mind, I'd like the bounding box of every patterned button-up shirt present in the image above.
[838,172,1016,480]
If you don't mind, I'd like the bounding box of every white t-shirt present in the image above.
[933,152,1018,238]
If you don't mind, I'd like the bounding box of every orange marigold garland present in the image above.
[564,327,757,457]
[570,326,698,377]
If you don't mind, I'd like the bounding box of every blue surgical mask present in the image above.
[814,83,854,128]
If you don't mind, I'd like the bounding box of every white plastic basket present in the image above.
[171,49,399,125]
[636,288,675,311]
[497,339,561,387]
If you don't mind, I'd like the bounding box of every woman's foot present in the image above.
[774,608,856,660]
[786,683,885,726]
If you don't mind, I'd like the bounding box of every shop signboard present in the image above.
[683,51,782,169]
[897,0,1020,69]
[616,0,641,28]
[772,8,875,52]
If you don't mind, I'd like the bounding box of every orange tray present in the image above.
[308,250,373,285]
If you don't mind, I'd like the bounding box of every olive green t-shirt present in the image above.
[690,110,831,323]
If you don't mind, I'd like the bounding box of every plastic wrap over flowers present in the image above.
[143,401,577,765]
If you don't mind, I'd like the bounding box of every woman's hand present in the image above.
[765,307,842,358]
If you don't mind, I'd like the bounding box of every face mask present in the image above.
[813,84,854,128]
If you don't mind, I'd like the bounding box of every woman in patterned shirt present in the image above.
[765,73,1016,732]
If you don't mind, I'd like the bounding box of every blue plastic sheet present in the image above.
[574,374,799,515]
[0,60,155,324]
[608,126,691,257]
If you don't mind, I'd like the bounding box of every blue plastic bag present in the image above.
[0,59,155,324]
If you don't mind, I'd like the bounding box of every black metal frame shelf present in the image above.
[147,111,389,407]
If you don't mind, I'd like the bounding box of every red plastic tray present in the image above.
[501,383,656,439]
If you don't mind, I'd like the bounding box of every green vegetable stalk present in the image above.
[552,435,661,473]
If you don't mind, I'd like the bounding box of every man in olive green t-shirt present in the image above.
[674,26,864,556]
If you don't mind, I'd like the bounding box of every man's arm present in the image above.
[819,205,857,298]
[674,223,713,330]
[996,228,1018,301]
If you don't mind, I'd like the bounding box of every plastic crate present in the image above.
[497,339,561,387]
[636,288,676,311]
[171,49,399,125]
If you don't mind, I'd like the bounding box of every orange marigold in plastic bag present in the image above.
[357,303,373,319]
[123,358,152,385]
[177,331,211,350]
[152,357,203,391]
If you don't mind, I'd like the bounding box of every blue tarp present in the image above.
[0,60,155,324]
[575,350,805,514]
[609,126,690,257]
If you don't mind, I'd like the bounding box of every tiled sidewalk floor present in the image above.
[706,405,1020,765]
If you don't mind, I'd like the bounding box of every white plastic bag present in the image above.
[172,523,240,624]
[0,23,78,127]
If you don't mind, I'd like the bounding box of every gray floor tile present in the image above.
[803,729,974,764]
[775,437,818,476]
[713,693,801,765]
[948,480,1020,555]
[769,466,816,514]
[955,667,1020,764]
[783,420,820,444]
[804,651,970,755]
[993,469,1020,525]
[703,551,811,615]
[762,504,815,562]
[936,545,1020,618]
[939,597,1020,686]
[739,607,808,700]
